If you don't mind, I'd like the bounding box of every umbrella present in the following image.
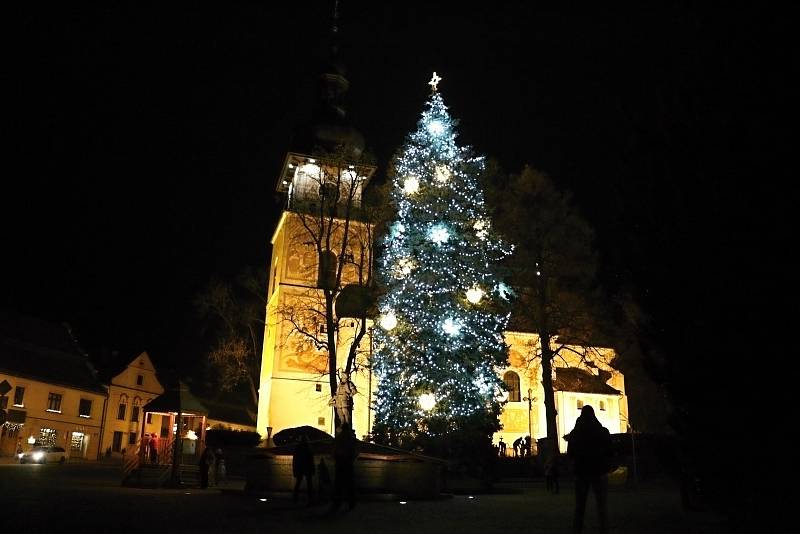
[272,425,333,446]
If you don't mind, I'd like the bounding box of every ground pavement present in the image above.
[2,460,730,533]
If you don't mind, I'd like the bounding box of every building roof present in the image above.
[554,367,621,395]
[0,310,106,394]
[203,399,256,427]
[143,381,208,415]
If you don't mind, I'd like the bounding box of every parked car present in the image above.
[19,446,66,464]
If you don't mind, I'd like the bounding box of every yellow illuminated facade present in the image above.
[257,153,377,440]
[100,351,165,458]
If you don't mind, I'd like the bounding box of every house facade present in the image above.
[100,351,165,457]
[0,313,107,460]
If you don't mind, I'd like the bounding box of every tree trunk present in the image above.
[535,268,560,453]
[540,333,560,453]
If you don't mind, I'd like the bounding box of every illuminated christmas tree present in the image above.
[372,73,514,452]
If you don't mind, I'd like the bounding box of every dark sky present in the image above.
[4,3,787,388]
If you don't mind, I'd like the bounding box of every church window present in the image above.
[577,399,584,410]
[599,400,606,411]
[503,371,521,402]
[315,384,322,392]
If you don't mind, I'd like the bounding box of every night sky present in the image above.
[4,1,787,410]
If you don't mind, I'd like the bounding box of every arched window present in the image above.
[503,371,521,402]
[117,394,128,421]
[599,400,606,411]
[132,397,142,422]
[318,250,337,289]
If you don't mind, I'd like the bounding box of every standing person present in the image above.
[198,446,214,489]
[544,451,560,494]
[329,422,358,513]
[149,433,159,464]
[513,436,523,458]
[568,405,613,534]
[292,436,315,504]
[142,433,151,462]
[215,448,226,485]
[498,436,507,457]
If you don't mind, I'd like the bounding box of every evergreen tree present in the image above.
[372,75,513,454]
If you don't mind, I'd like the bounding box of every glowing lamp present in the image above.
[380,311,398,331]
[434,165,451,183]
[427,119,445,135]
[418,393,436,411]
[429,224,450,244]
[403,176,420,194]
[27,436,36,445]
[186,430,198,441]
[466,286,484,304]
[442,318,461,336]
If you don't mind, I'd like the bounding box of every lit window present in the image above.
[40,428,57,446]
[13,386,25,406]
[503,371,521,402]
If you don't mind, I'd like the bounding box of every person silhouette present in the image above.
[545,450,560,494]
[198,446,215,489]
[513,436,523,458]
[329,422,358,513]
[498,436,507,457]
[567,405,613,534]
[292,436,315,504]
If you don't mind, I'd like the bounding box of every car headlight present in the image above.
[32,451,44,460]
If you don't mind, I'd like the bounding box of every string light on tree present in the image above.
[372,72,514,449]
[434,165,451,183]
[418,393,436,411]
[466,286,484,304]
[379,311,398,331]
[403,176,420,195]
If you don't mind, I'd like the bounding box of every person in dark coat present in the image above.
[329,422,358,513]
[567,405,614,534]
[198,446,214,489]
[292,436,315,504]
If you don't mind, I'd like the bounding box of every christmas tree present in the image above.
[372,73,514,452]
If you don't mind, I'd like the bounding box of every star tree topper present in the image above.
[428,71,442,93]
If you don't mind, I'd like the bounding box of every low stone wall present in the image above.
[246,451,443,499]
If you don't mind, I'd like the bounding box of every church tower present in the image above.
[256,10,377,440]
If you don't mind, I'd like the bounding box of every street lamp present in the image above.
[522,388,537,455]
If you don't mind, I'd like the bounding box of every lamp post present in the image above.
[522,388,536,455]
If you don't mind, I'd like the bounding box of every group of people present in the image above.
[142,433,160,464]
[198,446,226,489]
[496,435,532,457]
[292,421,358,513]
